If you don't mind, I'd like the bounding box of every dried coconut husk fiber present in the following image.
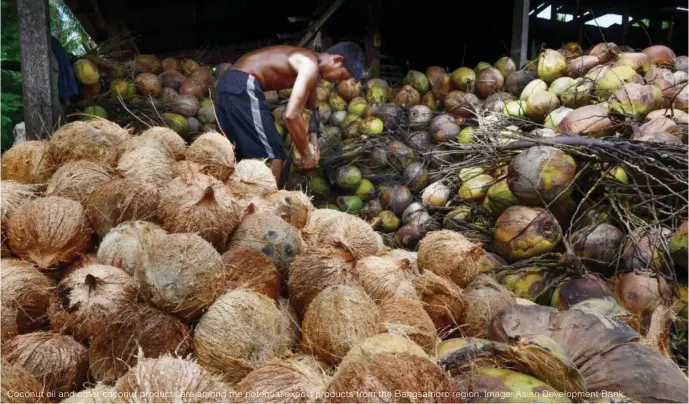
[1,359,46,403]
[355,255,417,303]
[222,245,280,299]
[412,269,465,335]
[313,214,380,260]
[417,230,482,288]
[460,275,517,338]
[61,383,116,403]
[0,259,53,333]
[378,296,437,354]
[139,126,186,160]
[185,131,236,181]
[0,140,55,184]
[263,190,314,229]
[115,146,175,187]
[48,119,130,167]
[227,159,278,197]
[96,220,167,277]
[45,160,113,205]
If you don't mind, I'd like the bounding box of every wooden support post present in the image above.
[576,0,583,46]
[366,0,381,78]
[17,0,56,140]
[622,7,630,45]
[298,0,348,48]
[510,0,530,68]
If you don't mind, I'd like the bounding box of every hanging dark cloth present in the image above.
[51,36,79,101]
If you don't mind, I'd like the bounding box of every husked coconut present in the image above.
[88,303,193,383]
[288,248,357,314]
[301,208,348,245]
[1,359,46,403]
[417,230,482,288]
[228,210,305,274]
[45,160,113,205]
[338,334,430,371]
[116,146,175,187]
[96,221,167,277]
[2,332,88,395]
[194,289,291,383]
[379,296,437,354]
[0,181,38,228]
[314,214,380,260]
[158,173,242,251]
[263,190,314,229]
[140,127,186,160]
[460,275,517,338]
[7,197,92,269]
[172,160,204,178]
[412,270,465,334]
[114,355,232,402]
[61,384,115,403]
[48,264,139,342]
[1,140,55,184]
[354,255,417,302]
[227,159,278,197]
[85,178,160,238]
[278,298,302,351]
[301,285,380,365]
[185,131,236,181]
[61,253,98,279]
[232,356,329,403]
[48,119,129,167]
[112,135,175,161]
[1,304,18,342]
[384,249,419,273]
[222,245,280,299]
[139,232,227,321]
[0,259,53,333]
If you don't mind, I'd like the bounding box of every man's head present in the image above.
[318,41,364,83]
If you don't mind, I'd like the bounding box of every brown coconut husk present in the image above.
[384,249,419,274]
[638,303,674,357]
[48,119,129,167]
[324,351,461,403]
[487,304,556,342]
[193,289,291,384]
[1,304,19,343]
[61,383,116,403]
[222,245,280,299]
[88,303,193,383]
[228,210,305,274]
[172,160,204,178]
[287,248,357,315]
[61,253,99,280]
[231,356,329,403]
[412,269,465,335]
[278,297,302,352]
[96,221,167,277]
[85,178,160,238]
[45,160,113,205]
[569,298,640,332]
[460,275,517,338]
[339,334,432,372]
[140,127,186,160]
[1,359,47,403]
[139,232,226,321]
[48,264,139,342]
[114,355,232,402]
[0,181,38,227]
[159,173,242,251]
[116,146,175,187]
[355,255,417,302]
[227,159,278,197]
[112,135,176,162]
[314,215,380,260]
[301,208,347,246]
[236,196,280,220]
[300,285,380,366]
[185,131,236,181]
[1,140,55,184]
[0,259,53,333]
[417,230,482,288]
[263,190,314,229]
[7,197,92,270]
[1,331,88,395]
[379,296,437,354]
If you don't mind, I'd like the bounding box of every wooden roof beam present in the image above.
[298,0,348,48]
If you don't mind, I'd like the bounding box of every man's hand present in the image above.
[293,132,320,169]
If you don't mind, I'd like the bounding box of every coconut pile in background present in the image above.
[1,41,688,403]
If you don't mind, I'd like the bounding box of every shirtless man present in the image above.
[214,42,364,186]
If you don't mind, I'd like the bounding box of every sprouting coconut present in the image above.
[159,173,242,251]
[222,245,280,299]
[88,303,193,383]
[460,275,517,338]
[417,230,482,288]
[96,221,167,277]
[48,264,139,342]
[1,259,53,333]
[507,145,577,205]
[412,270,465,335]
[185,131,236,181]
[2,332,88,396]
[194,289,291,383]
[301,285,380,365]
[45,160,113,205]
[7,196,92,269]
[494,206,562,262]
[379,296,437,354]
[1,140,55,184]
[227,159,278,197]
[1,359,46,403]
[140,126,186,160]
[48,119,129,167]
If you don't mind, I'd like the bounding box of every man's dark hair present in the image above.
[326,41,364,81]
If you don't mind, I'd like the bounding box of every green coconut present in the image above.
[163,112,190,136]
[670,221,688,270]
[336,196,363,213]
[547,77,576,98]
[495,57,517,79]
[458,174,494,203]
[450,67,476,92]
[359,116,384,136]
[82,105,108,120]
[403,70,430,94]
[609,83,663,118]
[502,268,550,303]
[503,100,527,117]
[366,86,388,104]
[308,177,330,198]
[507,145,576,205]
[537,49,568,83]
[560,78,593,108]
[458,126,475,144]
[482,180,519,216]
[347,97,368,117]
[373,210,401,233]
[354,179,376,201]
[494,206,562,262]
[335,165,362,192]
[590,65,642,101]
[474,62,492,75]
[329,93,347,112]
[544,107,573,129]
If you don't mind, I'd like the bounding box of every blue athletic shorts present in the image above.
[214,69,287,160]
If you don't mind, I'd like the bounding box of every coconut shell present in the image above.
[86,178,159,238]
[185,131,236,181]
[1,332,88,395]
[116,146,175,187]
[194,289,290,383]
[88,303,192,383]
[7,197,92,270]
[0,259,53,333]
[460,275,516,338]
[355,255,417,303]
[113,355,232,402]
[222,245,280,299]
[45,160,113,205]
[96,221,166,277]
[227,159,278,197]
[287,248,357,315]
[313,214,379,260]
[379,296,437,354]
[300,285,380,366]
[263,190,313,229]
[159,173,242,251]
[1,359,46,403]
[417,230,482,288]
[49,119,129,167]
[411,270,464,335]
[231,356,329,403]
[61,383,116,403]
[140,127,187,160]
[229,211,305,274]
[139,232,227,321]
[48,264,138,342]
[1,140,55,184]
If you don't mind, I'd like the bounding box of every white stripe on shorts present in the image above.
[247,75,276,159]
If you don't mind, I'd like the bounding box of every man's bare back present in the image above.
[232,45,317,91]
